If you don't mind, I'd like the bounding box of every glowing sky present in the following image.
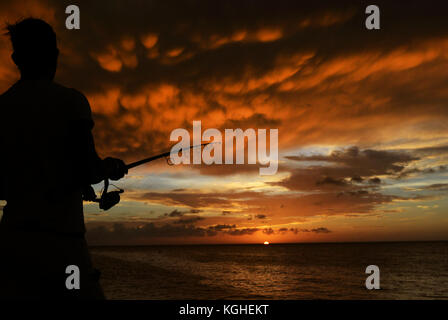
[1,0,448,244]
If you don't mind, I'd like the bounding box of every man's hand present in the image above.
[103,157,128,180]
[81,185,97,201]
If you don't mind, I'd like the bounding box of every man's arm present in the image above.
[67,89,127,189]
[68,120,104,186]
[67,120,127,188]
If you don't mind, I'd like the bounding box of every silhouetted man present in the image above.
[0,18,127,299]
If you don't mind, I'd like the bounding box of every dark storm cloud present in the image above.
[396,165,447,179]
[129,186,398,219]
[157,209,205,224]
[222,113,282,130]
[49,0,448,92]
[278,146,418,192]
[368,177,381,184]
[87,221,263,243]
[3,0,448,163]
[87,222,209,242]
[262,227,332,235]
[286,146,418,177]
[208,224,236,231]
[316,176,348,187]
[165,209,184,217]
[289,227,331,234]
[224,228,259,236]
[172,216,204,224]
[51,0,357,92]
[2,0,446,161]
[310,227,331,234]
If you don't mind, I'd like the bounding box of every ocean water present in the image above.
[90,242,448,300]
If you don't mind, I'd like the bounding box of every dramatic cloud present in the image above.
[87,222,264,244]
[4,1,448,160]
[2,0,448,243]
[278,146,418,192]
[163,209,184,217]
[264,227,331,235]
[224,228,259,236]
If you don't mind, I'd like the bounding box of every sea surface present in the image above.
[90,241,448,300]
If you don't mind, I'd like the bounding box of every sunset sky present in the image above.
[1,0,448,245]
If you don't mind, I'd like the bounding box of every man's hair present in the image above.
[6,18,57,70]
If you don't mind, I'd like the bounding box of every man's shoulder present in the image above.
[0,81,87,102]
[0,82,19,101]
[0,84,20,118]
[51,82,88,103]
[52,82,93,124]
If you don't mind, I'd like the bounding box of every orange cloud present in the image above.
[166,47,184,58]
[93,50,123,72]
[121,37,136,51]
[88,88,121,114]
[2,0,448,244]
[91,44,138,72]
[141,33,158,49]
[256,27,283,42]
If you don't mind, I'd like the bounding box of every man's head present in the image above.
[7,18,59,80]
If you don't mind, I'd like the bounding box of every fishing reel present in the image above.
[82,179,123,211]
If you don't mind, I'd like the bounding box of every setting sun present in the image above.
[264,241,270,245]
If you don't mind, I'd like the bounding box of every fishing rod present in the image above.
[126,142,210,169]
[84,142,213,210]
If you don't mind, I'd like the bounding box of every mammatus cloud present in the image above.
[3,1,448,161]
[2,1,448,243]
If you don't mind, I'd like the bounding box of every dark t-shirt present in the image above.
[0,79,94,233]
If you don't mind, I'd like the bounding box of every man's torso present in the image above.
[0,80,93,233]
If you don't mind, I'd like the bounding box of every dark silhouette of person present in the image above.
[0,18,127,299]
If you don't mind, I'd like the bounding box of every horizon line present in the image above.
[89,239,448,247]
